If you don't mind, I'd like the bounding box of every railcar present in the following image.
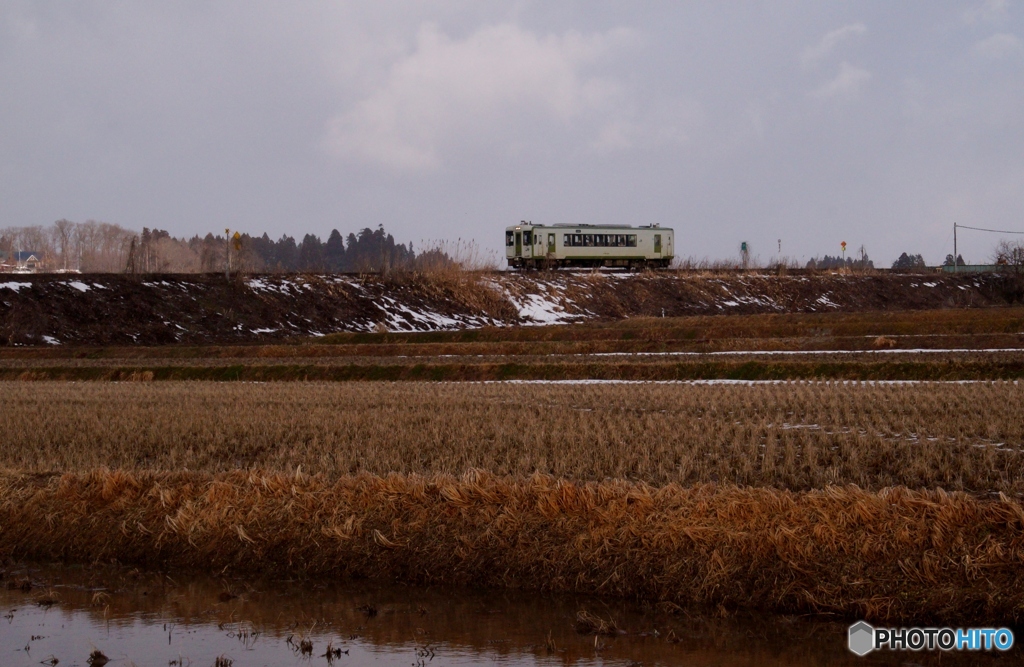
[505,222,674,269]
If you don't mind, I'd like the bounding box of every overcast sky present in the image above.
[2,1,1023,265]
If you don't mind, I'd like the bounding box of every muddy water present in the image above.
[0,564,1012,667]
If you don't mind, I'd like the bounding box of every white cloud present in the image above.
[324,22,637,171]
[964,0,1010,24]
[810,61,872,100]
[973,33,1024,59]
[801,23,866,68]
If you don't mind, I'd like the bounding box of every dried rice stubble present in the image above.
[1,468,1023,625]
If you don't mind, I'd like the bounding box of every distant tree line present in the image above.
[2,220,455,274]
[140,225,425,273]
[942,254,966,267]
[892,252,927,270]
[805,245,875,271]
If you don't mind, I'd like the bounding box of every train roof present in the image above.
[506,223,670,229]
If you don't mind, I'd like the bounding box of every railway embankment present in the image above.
[1,271,1020,346]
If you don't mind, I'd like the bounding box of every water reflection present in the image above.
[0,563,1013,666]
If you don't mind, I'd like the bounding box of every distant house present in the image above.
[14,251,44,272]
[0,250,11,273]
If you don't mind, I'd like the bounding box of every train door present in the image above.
[547,233,555,255]
[515,231,522,257]
[654,234,662,255]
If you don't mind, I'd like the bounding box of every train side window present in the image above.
[584,234,593,246]
[627,235,637,247]
[563,234,571,247]
[506,231,514,247]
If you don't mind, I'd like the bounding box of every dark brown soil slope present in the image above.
[0,271,1019,346]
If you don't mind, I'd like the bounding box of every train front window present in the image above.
[523,231,532,245]
[506,231,514,247]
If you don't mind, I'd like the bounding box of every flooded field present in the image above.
[0,564,1013,666]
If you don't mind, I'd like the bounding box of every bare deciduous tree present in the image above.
[993,239,1024,274]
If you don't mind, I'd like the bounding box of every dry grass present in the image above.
[2,381,1023,495]
[2,468,1023,624]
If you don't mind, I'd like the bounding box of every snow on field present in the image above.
[503,280,585,324]
[246,277,298,294]
[368,295,498,332]
[67,281,91,292]
[0,282,32,292]
[512,293,575,324]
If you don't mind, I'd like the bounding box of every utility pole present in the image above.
[953,222,957,273]
[225,228,231,279]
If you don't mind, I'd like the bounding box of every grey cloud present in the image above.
[324,23,638,171]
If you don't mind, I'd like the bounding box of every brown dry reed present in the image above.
[2,381,1023,495]
[2,468,1022,625]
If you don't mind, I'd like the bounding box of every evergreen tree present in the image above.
[298,233,324,271]
[325,229,346,271]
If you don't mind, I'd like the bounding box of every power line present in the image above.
[955,223,1024,235]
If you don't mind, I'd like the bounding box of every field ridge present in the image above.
[3,469,1022,624]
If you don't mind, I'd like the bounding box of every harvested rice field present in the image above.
[3,306,1024,642]
[1,380,1023,495]
[2,378,1024,629]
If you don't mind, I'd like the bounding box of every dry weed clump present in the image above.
[2,381,1023,495]
[2,469,1023,625]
